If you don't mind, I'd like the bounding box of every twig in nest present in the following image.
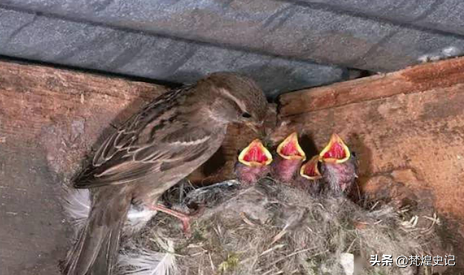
[270,229,287,245]
[208,253,215,272]
[260,244,285,257]
[420,213,440,235]
[262,270,283,275]
[261,247,318,270]
[401,215,419,229]
[369,201,380,211]
[240,212,257,226]
[345,237,358,254]
[423,212,440,225]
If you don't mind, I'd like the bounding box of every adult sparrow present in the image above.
[63,72,268,275]
[318,134,357,195]
[270,132,306,184]
[235,139,273,185]
[294,155,323,195]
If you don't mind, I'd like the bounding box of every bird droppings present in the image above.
[117,178,447,275]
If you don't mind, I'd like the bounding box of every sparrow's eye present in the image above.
[242,112,252,118]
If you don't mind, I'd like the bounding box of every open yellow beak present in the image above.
[276,132,306,161]
[319,133,351,164]
[300,155,322,180]
[238,139,273,167]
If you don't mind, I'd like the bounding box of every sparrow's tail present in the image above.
[62,188,131,275]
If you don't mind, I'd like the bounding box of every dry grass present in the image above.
[126,178,443,275]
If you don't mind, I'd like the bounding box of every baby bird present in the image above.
[235,139,273,185]
[296,155,323,195]
[319,134,357,195]
[271,132,307,184]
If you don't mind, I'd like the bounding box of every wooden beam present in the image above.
[279,57,464,116]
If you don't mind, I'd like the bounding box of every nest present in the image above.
[113,178,443,275]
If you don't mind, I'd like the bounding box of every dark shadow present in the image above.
[200,146,227,178]
[346,132,373,203]
[167,70,205,85]
[299,132,320,158]
[239,64,347,101]
[0,54,181,89]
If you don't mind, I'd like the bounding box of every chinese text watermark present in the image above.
[370,254,455,268]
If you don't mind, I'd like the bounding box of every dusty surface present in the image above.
[0,60,167,275]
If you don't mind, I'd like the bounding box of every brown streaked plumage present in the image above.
[63,72,268,275]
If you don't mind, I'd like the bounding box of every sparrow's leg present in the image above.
[150,204,201,235]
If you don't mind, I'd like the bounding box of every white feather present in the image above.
[62,188,91,231]
[118,237,178,275]
[125,207,158,234]
[61,186,157,234]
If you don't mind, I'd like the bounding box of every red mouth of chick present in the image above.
[238,139,273,167]
[300,156,322,180]
[277,132,306,161]
[319,134,350,164]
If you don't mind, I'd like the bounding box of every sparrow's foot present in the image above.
[150,204,202,237]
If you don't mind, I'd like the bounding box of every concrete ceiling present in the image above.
[1,0,463,98]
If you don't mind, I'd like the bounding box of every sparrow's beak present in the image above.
[300,155,322,180]
[238,139,273,167]
[319,133,351,164]
[245,121,266,137]
[276,132,306,161]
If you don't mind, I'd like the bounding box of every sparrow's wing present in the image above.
[73,88,215,188]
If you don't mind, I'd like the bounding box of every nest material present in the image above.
[123,178,442,275]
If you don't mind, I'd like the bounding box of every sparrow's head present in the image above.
[276,132,306,161]
[300,155,322,180]
[205,72,268,132]
[319,133,351,164]
[238,139,273,167]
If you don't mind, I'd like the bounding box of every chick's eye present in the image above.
[242,112,252,118]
